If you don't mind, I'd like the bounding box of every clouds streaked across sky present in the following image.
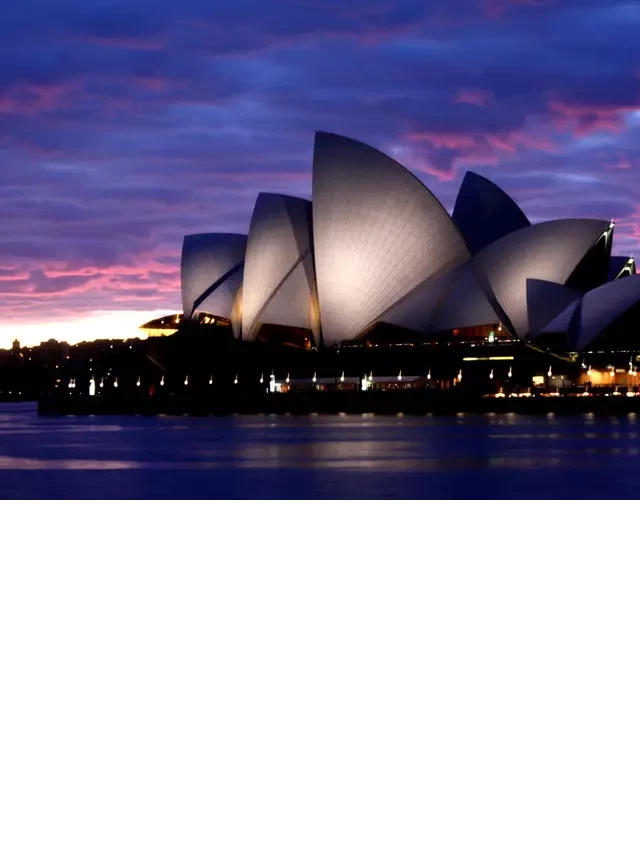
[1,0,639,341]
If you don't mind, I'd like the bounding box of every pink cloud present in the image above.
[406,130,477,150]
[403,122,560,182]
[455,150,501,167]
[487,130,557,152]
[133,76,170,93]
[482,0,553,19]
[0,270,29,282]
[0,281,96,299]
[454,88,491,106]
[406,126,557,158]
[409,154,457,182]
[605,156,633,171]
[217,170,312,184]
[615,208,640,244]
[0,82,80,116]
[0,256,181,305]
[79,34,166,51]
[45,260,177,279]
[111,292,168,302]
[548,100,636,136]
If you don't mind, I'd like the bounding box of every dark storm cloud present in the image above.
[1,0,639,324]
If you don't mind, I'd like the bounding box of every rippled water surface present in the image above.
[1,402,639,499]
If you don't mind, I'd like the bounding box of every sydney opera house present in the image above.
[150,131,639,364]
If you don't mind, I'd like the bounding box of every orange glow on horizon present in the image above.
[0,309,174,349]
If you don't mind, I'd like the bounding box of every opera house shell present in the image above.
[180,131,639,353]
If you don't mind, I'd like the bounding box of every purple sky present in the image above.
[1,0,639,339]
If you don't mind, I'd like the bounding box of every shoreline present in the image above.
[37,389,640,417]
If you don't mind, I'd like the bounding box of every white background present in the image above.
[1,504,637,852]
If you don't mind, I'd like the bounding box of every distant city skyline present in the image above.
[1,0,639,344]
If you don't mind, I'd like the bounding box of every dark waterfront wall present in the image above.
[5,323,640,412]
[0,325,544,400]
[38,388,640,418]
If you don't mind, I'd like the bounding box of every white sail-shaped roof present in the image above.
[473,219,610,338]
[312,131,470,346]
[526,279,581,339]
[380,262,499,333]
[574,275,640,349]
[241,193,318,342]
[181,233,246,319]
[250,254,318,335]
[230,286,243,339]
[196,265,244,322]
[538,301,580,337]
[431,264,501,331]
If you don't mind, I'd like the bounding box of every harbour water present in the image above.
[1,402,639,499]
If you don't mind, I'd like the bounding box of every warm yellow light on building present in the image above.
[462,356,514,362]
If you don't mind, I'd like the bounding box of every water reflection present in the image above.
[2,403,640,499]
[0,456,139,470]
